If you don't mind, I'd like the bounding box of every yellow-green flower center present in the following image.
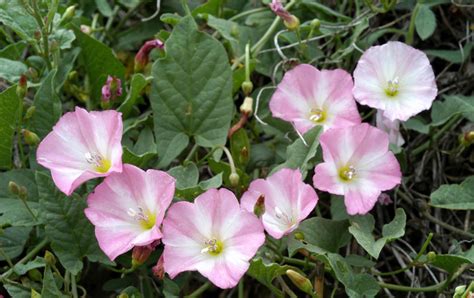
[339,165,356,182]
[127,207,156,230]
[201,238,223,256]
[309,108,326,123]
[85,152,111,173]
[385,77,400,97]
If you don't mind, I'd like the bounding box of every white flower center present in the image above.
[309,108,326,123]
[201,238,223,255]
[127,207,155,229]
[274,206,296,228]
[84,152,111,173]
[339,165,356,181]
[385,76,400,97]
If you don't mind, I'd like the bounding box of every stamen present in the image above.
[309,108,326,123]
[274,207,295,228]
[127,207,155,229]
[339,165,356,181]
[201,238,223,255]
[385,76,400,97]
[84,152,111,173]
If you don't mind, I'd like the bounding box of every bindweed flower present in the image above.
[101,75,122,102]
[37,107,123,195]
[132,240,160,266]
[152,254,165,280]
[270,64,361,135]
[313,123,401,215]
[241,168,318,239]
[85,164,175,261]
[270,0,300,30]
[162,188,265,289]
[377,193,393,206]
[376,110,405,147]
[134,39,164,72]
[353,41,437,121]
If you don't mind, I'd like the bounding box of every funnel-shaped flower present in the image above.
[241,168,318,239]
[353,41,437,121]
[162,188,265,289]
[313,123,401,215]
[85,164,175,261]
[376,110,405,147]
[37,107,123,195]
[270,64,361,135]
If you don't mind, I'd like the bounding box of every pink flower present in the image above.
[101,75,122,102]
[134,39,164,72]
[162,188,265,289]
[270,64,361,135]
[85,164,175,261]
[353,41,437,121]
[241,168,318,239]
[376,110,405,147]
[269,0,299,30]
[37,107,123,195]
[312,123,401,215]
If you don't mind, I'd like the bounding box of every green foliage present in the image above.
[430,176,474,210]
[150,16,233,167]
[431,95,474,126]
[247,258,293,296]
[0,85,20,169]
[415,5,437,40]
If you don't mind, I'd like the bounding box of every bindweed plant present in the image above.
[0,0,473,297]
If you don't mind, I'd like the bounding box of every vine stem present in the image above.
[185,282,211,297]
[1,238,49,279]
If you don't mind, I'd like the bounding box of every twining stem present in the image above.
[229,7,267,21]
[1,238,49,279]
[422,210,474,239]
[185,282,211,297]
[277,276,298,298]
[220,146,237,176]
[378,281,443,292]
[31,0,52,70]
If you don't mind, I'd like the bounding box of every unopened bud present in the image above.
[152,254,165,280]
[240,96,253,115]
[294,232,305,241]
[284,15,300,31]
[427,251,436,262]
[60,5,75,24]
[34,31,41,40]
[8,181,20,195]
[310,19,321,31]
[24,106,36,120]
[229,172,240,187]
[454,285,467,298]
[253,195,265,217]
[17,75,27,99]
[230,24,239,38]
[44,251,56,266]
[286,269,313,294]
[131,243,157,267]
[18,186,28,200]
[117,294,129,298]
[241,81,253,95]
[80,25,91,35]
[460,131,474,146]
[22,129,40,146]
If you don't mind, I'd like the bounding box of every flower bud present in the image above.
[117,294,129,298]
[427,251,436,262]
[253,195,265,217]
[24,106,36,120]
[284,15,300,31]
[60,5,75,24]
[152,254,165,280]
[454,285,466,298]
[134,39,164,72]
[8,181,20,195]
[80,25,91,35]
[101,76,122,102]
[229,172,240,187]
[294,232,305,241]
[131,243,156,267]
[460,131,474,146]
[44,251,56,266]
[241,81,253,96]
[22,129,40,146]
[286,269,313,294]
[16,75,27,99]
[270,1,300,31]
[310,19,321,31]
[240,96,253,115]
[377,193,393,206]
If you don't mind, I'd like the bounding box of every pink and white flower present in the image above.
[162,188,265,289]
[241,168,318,239]
[85,164,175,261]
[353,41,437,121]
[376,110,405,147]
[269,64,361,135]
[37,107,123,195]
[313,123,401,215]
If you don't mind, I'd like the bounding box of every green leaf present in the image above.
[431,254,473,276]
[168,163,199,189]
[95,0,113,17]
[349,209,406,259]
[0,199,40,227]
[230,128,250,168]
[430,176,474,210]
[42,265,65,298]
[0,169,38,200]
[288,217,350,256]
[247,258,293,296]
[122,126,157,167]
[192,0,223,16]
[431,95,474,126]
[72,26,125,103]
[207,15,238,42]
[0,226,32,260]
[0,85,20,169]
[0,58,27,83]
[403,116,430,134]
[272,126,323,178]
[13,257,46,275]
[150,16,233,168]
[50,29,76,50]
[415,5,436,40]
[0,41,27,60]
[29,69,62,139]
[118,73,148,118]
[4,284,30,298]
[426,42,473,64]
[175,174,223,201]
[0,0,37,42]
[36,172,111,275]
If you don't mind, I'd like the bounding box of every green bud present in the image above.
[8,181,20,195]
[229,172,240,187]
[16,75,27,99]
[44,251,56,266]
[310,19,321,30]
[22,129,40,146]
[28,269,42,282]
[241,81,253,96]
[24,106,36,120]
[284,15,300,31]
[253,195,265,217]
[454,285,467,298]
[31,289,41,298]
[294,232,305,241]
[460,131,474,147]
[286,269,313,295]
[240,96,253,115]
[427,251,437,262]
[60,5,76,24]
[230,24,240,38]
[117,293,129,298]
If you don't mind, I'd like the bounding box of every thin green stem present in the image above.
[0,247,14,268]
[238,279,244,298]
[1,238,49,279]
[180,0,192,16]
[277,276,298,298]
[71,273,79,298]
[423,210,474,239]
[229,7,267,21]
[220,146,237,175]
[185,282,211,297]
[31,0,52,70]
[406,3,420,45]
[378,281,444,292]
[19,196,38,221]
[184,144,199,162]
[245,43,251,83]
